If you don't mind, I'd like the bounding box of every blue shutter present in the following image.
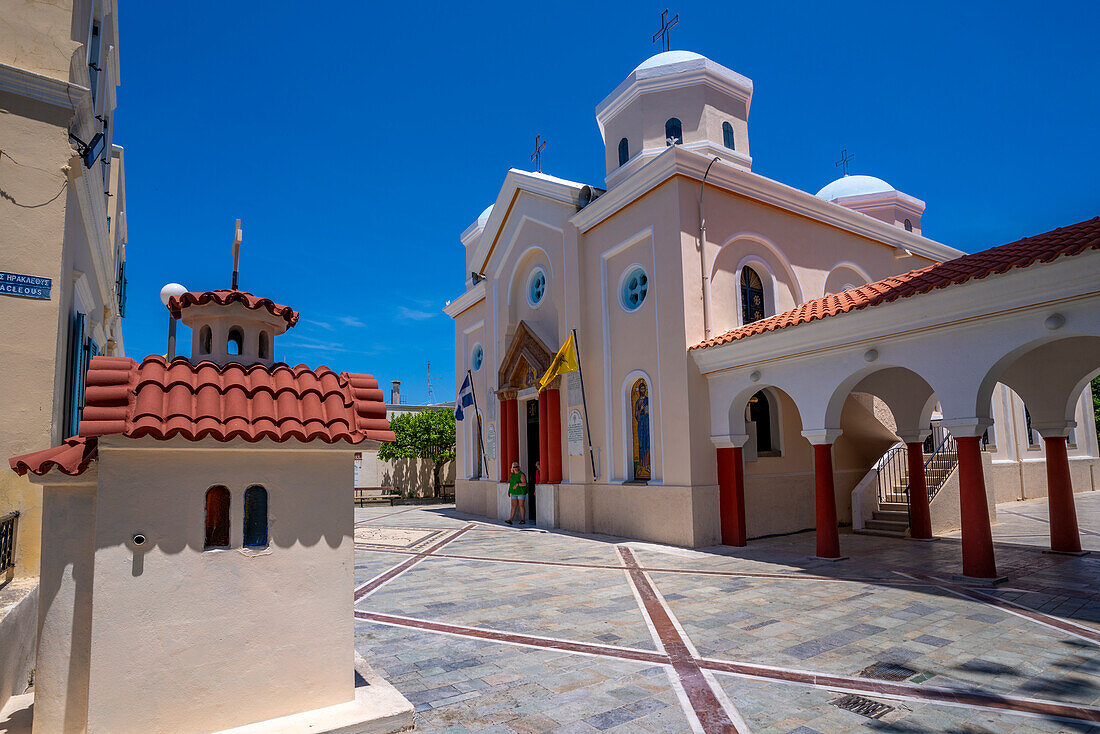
[66,313,86,438]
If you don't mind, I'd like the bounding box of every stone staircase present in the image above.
[856,439,959,538]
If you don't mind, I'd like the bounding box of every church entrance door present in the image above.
[525,399,539,523]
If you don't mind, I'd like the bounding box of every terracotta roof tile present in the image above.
[11,356,394,477]
[692,216,1100,351]
[10,437,98,477]
[167,289,299,327]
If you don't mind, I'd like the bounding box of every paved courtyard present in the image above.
[353,491,1100,733]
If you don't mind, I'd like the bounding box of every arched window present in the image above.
[258,331,270,359]
[204,485,230,549]
[227,327,243,356]
[618,137,630,167]
[746,390,779,455]
[1024,406,1038,447]
[665,118,683,146]
[722,121,735,150]
[243,485,268,547]
[630,379,652,481]
[740,267,766,324]
[904,219,913,232]
[199,325,212,355]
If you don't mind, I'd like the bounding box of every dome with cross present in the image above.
[815,174,896,202]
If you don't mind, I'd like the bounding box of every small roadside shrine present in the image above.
[10,229,413,734]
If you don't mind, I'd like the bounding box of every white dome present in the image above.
[816,174,895,201]
[477,204,494,225]
[634,50,707,73]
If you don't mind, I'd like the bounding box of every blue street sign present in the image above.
[0,271,52,300]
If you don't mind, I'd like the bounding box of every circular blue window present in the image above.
[528,268,546,306]
[620,267,649,311]
[471,344,483,372]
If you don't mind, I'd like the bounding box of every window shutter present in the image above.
[66,313,87,438]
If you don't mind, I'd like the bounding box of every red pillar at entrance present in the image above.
[716,446,747,547]
[906,442,933,540]
[1044,436,1083,554]
[956,436,998,579]
[537,391,549,483]
[813,444,842,559]
[499,398,517,482]
[546,389,563,483]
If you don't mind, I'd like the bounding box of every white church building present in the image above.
[444,50,1099,581]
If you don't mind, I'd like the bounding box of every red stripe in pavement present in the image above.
[355,610,668,666]
[701,658,1100,725]
[900,572,1100,646]
[618,546,745,734]
[354,524,475,600]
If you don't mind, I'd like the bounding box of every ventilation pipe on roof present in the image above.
[391,380,401,405]
[698,157,720,340]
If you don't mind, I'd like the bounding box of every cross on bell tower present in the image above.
[531,134,546,173]
[835,149,855,177]
[652,8,679,52]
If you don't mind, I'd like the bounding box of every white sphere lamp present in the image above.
[160,282,188,307]
[160,282,188,360]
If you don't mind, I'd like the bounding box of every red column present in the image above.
[813,443,841,559]
[499,398,517,482]
[906,442,933,540]
[537,391,549,484]
[546,389,563,483]
[957,436,998,579]
[1044,436,1082,554]
[716,446,747,547]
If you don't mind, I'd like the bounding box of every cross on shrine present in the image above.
[652,9,679,52]
[231,218,243,290]
[531,134,546,173]
[835,148,855,177]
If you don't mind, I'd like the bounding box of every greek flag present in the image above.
[454,373,475,421]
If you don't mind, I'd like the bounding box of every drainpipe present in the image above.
[698,157,721,340]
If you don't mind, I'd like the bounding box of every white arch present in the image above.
[504,244,555,310]
[823,261,873,296]
[733,255,778,326]
[620,369,658,482]
[711,231,804,305]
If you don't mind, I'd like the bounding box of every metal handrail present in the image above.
[0,510,19,574]
[876,425,959,506]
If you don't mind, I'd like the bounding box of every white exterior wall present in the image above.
[33,436,359,734]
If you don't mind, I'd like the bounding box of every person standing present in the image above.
[506,462,527,525]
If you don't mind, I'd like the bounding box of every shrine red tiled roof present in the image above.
[167,289,299,327]
[10,355,394,477]
[10,437,98,477]
[691,216,1100,351]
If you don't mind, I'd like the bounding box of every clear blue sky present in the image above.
[115,1,1099,404]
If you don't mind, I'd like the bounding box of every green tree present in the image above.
[1093,376,1100,449]
[378,408,456,498]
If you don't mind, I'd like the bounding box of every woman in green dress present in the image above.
[506,461,527,525]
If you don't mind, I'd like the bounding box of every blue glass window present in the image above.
[722,121,735,150]
[665,118,683,146]
[528,269,546,306]
[472,344,484,372]
[243,485,268,547]
[618,138,629,167]
[621,267,649,311]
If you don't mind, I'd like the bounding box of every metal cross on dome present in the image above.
[531,134,546,173]
[836,148,855,177]
[653,8,679,52]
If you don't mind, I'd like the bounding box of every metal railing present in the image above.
[876,425,959,506]
[0,511,18,575]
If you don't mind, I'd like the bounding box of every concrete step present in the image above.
[866,519,909,532]
[873,510,909,522]
[855,528,909,539]
[879,502,908,513]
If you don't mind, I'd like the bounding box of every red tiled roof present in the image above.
[10,355,394,477]
[168,289,300,327]
[10,437,98,477]
[692,216,1100,351]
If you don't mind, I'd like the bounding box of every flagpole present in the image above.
[571,328,598,480]
[466,369,488,477]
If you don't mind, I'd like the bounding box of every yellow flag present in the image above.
[539,334,579,391]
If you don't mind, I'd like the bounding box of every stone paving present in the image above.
[353,492,1100,733]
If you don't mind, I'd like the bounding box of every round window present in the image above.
[471,344,484,372]
[527,268,546,306]
[620,267,649,311]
